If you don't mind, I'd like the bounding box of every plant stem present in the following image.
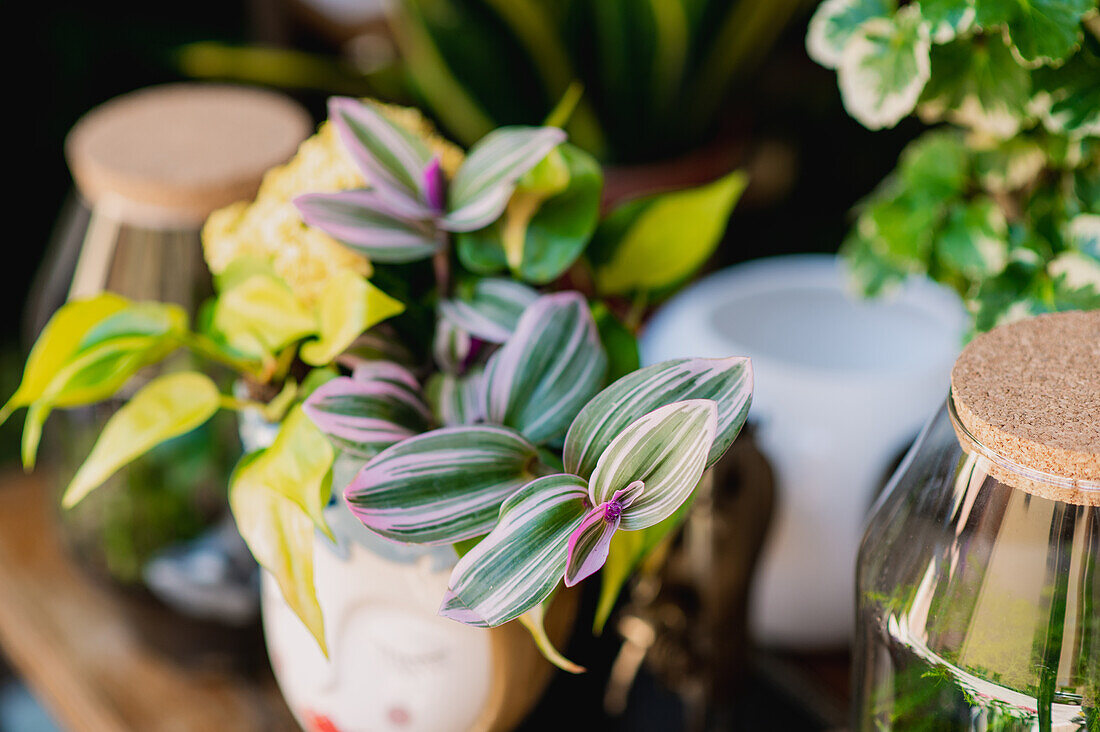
[433,244,452,299]
[180,333,266,381]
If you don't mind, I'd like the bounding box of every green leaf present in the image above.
[1,293,128,424]
[61,372,221,508]
[212,273,317,360]
[592,170,748,295]
[937,197,1011,279]
[456,144,603,284]
[591,302,640,384]
[977,0,1094,66]
[236,407,336,541]
[862,192,942,267]
[230,452,327,655]
[589,400,717,530]
[842,232,910,297]
[836,5,931,129]
[806,0,896,69]
[564,357,752,479]
[1032,45,1100,137]
[517,594,585,674]
[919,0,977,42]
[920,33,1032,137]
[898,129,971,201]
[1067,214,1100,261]
[440,473,589,627]
[300,271,405,366]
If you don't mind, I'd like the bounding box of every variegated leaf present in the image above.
[303,362,432,457]
[300,271,405,366]
[328,97,435,218]
[442,127,567,232]
[806,0,895,70]
[564,356,752,479]
[440,473,589,627]
[438,278,538,344]
[483,292,607,446]
[837,6,930,130]
[432,315,472,375]
[563,481,643,587]
[589,400,717,531]
[294,190,441,263]
[345,425,538,544]
[425,368,485,427]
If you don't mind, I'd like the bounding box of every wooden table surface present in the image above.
[0,471,298,732]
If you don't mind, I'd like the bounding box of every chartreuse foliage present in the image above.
[8,95,753,669]
[809,0,1100,331]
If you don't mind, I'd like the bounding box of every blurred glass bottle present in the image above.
[27,83,311,588]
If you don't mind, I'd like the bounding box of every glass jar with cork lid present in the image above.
[854,310,1099,731]
[31,84,311,598]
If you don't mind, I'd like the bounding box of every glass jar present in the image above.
[854,312,1099,731]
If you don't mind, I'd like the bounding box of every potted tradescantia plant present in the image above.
[3,95,751,729]
[807,0,1100,332]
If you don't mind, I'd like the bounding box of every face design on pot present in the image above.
[264,541,494,732]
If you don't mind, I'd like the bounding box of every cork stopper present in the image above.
[950,310,1100,505]
[66,83,312,228]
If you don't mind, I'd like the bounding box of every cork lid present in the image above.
[951,310,1100,505]
[66,84,312,227]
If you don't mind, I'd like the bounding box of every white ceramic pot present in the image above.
[240,414,571,732]
[640,254,966,648]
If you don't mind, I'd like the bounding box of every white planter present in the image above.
[640,254,966,648]
[241,412,570,732]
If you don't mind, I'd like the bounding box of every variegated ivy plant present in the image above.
[808,0,1100,332]
[3,95,750,669]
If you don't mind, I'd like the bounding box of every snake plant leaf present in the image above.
[440,473,589,627]
[455,144,602,284]
[294,190,442,263]
[438,278,539,343]
[425,369,486,427]
[303,364,432,457]
[805,0,896,69]
[977,0,1094,66]
[919,33,1031,138]
[588,400,717,531]
[442,126,567,232]
[936,197,1010,279]
[62,372,221,509]
[0,293,128,425]
[238,407,336,541]
[564,356,752,479]
[213,273,317,360]
[918,0,976,42]
[300,271,405,366]
[483,292,607,445]
[230,452,327,656]
[345,425,540,544]
[328,96,436,218]
[591,170,747,295]
[837,5,931,130]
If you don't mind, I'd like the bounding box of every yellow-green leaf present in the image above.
[62,372,221,508]
[230,454,327,656]
[300,271,405,366]
[595,170,748,295]
[212,273,317,359]
[1,294,128,424]
[235,407,335,541]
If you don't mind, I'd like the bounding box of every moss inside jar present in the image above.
[854,311,1100,732]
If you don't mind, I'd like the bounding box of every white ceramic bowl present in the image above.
[640,254,966,647]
